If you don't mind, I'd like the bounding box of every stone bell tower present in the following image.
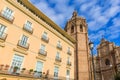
[64,10,90,80]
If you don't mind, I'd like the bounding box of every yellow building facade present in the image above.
[0,0,75,80]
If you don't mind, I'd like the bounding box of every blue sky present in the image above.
[30,0,120,54]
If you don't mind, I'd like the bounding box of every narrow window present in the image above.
[0,24,6,37]
[71,25,74,33]
[68,47,70,53]
[57,41,61,45]
[21,35,28,46]
[80,25,83,32]
[34,61,43,77]
[67,57,70,63]
[66,70,70,80]
[57,40,62,49]
[42,32,48,39]
[40,44,46,54]
[25,21,32,30]
[56,52,60,59]
[54,66,59,79]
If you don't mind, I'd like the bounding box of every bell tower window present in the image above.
[80,25,83,32]
[71,25,74,33]
[105,59,110,66]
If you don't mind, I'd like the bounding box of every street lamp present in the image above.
[89,41,96,80]
[110,64,115,80]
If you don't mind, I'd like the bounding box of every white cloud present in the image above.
[30,0,120,54]
[89,30,105,41]
[30,0,74,28]
[104,6,120,18]
[112,17,120,27]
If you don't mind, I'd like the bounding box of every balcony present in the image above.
[41,35,49,43]
[17,40,29,50]
[0,64,48,79]
[55,57,62,62]
[23,24,33,34]
[38,49,47,56]
[67,61,72,66]
[67,50,72,55]
[0,32,7,42]
[56,44,62,50]
[0,10,14,23]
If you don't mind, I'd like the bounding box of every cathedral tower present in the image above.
[64,11,90,80]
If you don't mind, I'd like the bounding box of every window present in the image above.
[18,35,29,49]
[41,32,49,42]
[9,54,24,73]
[25,21,32,29]
[0,24,6,39]
[34,61,43,78]
[71,25,74,33]
[57,41,61,45]
[80,25,83,32]
[2,7,13,21]
[67,57,71,66]
[68,47,70,51]
[20,35,28,46]
[55,52,61,62]
[105,59,110,66]
[67,57,70,62]
[57,41,62,49]
[40,44,46,54]
[23,21,33,33]
[66,70,70,80]
[54,67,59,79]
[42,32,48,39]
[56,52,60,59]
[67,47,71,55]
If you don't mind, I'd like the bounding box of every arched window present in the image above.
[80,25,83,32]
[105,59,110,66]
[71,25,74,33]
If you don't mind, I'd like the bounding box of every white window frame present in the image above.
[0,24,6,37]
[2,7,14,20]
[24,20,32,30]
[54,66,59,79]
[66,70,70,80]
[67,57,71,64]
[40,44,46,54]
[34,61,43,78]
[20,35,28,46]
[9,54,24,73]
[57,40,62,48]
[68,47,70,52]
[56,52,60,59]
[42,31,48,40]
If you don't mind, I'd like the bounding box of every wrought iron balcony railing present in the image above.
[41,35,49,43]
[17,40,29,50]
[23,24,33,34]
[55,57,62,62]
[38,49,47,56]
[0,32,7,41]
[56,44,62,50]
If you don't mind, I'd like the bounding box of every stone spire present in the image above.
[72,10,78,17]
